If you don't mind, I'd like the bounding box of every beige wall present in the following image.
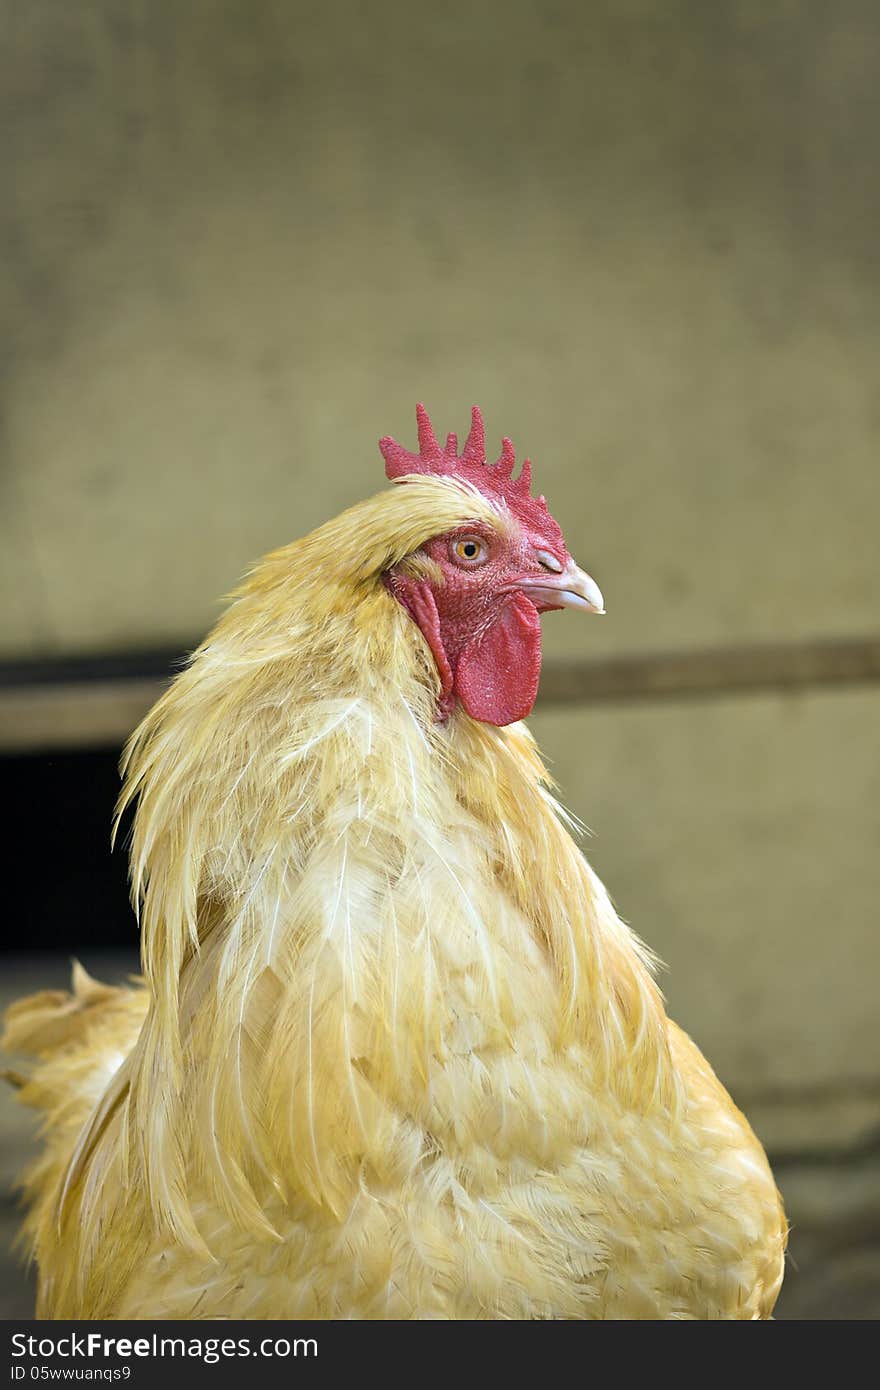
[2,1,879,1315]
[3,2,878,660]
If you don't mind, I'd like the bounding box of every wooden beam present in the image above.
[1,636,879,753]
[538,636,880,705]
[0,678,169,754]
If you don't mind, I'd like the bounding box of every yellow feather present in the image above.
[3,476,785,1318]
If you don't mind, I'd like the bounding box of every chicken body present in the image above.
[5,473,785,1319]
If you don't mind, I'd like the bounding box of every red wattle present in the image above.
[454,593,542,726]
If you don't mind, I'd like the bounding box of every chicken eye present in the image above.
[451,536,489,566]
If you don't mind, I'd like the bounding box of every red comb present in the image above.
[379,404,538,507]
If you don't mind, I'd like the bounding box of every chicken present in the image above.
[3,404,786,1319]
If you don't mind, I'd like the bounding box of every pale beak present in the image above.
[518,560,605,614]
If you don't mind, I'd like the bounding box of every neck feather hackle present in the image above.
[64,477,674,1252]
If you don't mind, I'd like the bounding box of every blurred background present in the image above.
[2,1,879,1319]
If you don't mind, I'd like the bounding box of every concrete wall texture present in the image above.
[2,2,879,1316]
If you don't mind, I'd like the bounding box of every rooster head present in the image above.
[380,403,604,727]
